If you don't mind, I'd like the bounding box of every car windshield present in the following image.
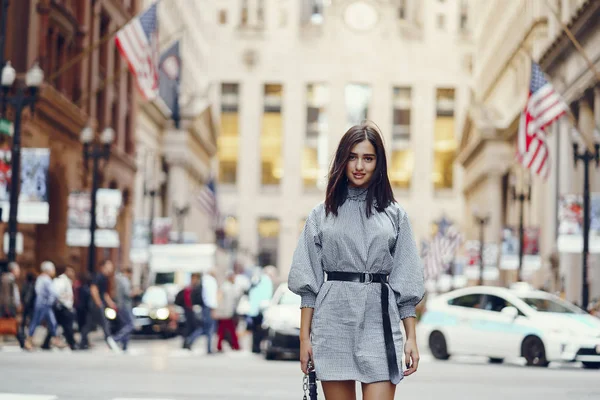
[520,296,584,314]
[279,290,301,306]
[142,287,168,308]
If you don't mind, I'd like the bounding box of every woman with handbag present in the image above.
[288,123,425,400]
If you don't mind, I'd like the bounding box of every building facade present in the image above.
[202,0,474,278]
[2,0,139,274]
[131,0,218,285]
[459,0,599,304]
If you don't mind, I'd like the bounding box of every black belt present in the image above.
[325,271,400,384]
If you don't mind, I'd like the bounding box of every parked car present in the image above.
[261,283,301,360]
[419,285,600,369]
[130,285,184,337]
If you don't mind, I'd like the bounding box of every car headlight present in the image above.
[104,308,117,320]
[155,307,170,320]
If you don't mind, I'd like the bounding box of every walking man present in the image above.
[215,272,240,352]
[79,259,120,352]
[25,261,65,350]
[42,266,77,350]
[113,267,136,351]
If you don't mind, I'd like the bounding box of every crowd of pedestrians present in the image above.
[0,259,278,355]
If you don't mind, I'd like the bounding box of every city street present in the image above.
[0,337,599,400]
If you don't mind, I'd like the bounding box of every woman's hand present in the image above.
[300,338,314,374]
[403,337,420,376]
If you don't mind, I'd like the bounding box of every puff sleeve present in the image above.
[388,208,425,319]
[287,208,324,308]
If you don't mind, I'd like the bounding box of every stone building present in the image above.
[2,0,139,273]
[200,0,475,278]
[458,0,599,303]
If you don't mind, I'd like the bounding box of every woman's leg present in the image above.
[322,381,356,400]
[361,381,396,400]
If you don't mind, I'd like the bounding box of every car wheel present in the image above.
[489,357,504,364]
[265,349,277,360]
[429,331,450,360]
[582,362,600,370]
[522,336,549,367]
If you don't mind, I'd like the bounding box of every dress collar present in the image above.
[346,185,368,201]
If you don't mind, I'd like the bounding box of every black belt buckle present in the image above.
[362,272,373,284]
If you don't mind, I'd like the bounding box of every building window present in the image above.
[240,0,249,25]
[261,84,284,186]
[390,87,413,189]
[303,84,329,189]
[219,9,228,24]
[459,0,469,32]
[398,0,407,20]
[437,14,445,30]
[219,83,240,184]
[433,88,457,190]
[258,217,280,267]
[345,83,372,129]
[257,0,265,25]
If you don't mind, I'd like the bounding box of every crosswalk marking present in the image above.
[0,395,57,400]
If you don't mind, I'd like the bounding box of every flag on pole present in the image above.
[115,2,159,100]
[517,62,568,179]
[422,226,463,281]
[195,179,220,226]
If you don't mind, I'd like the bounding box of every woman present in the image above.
[288,123,425,400]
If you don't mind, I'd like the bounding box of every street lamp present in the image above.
[144,170,165,245]
[0,61,43,266]
[173,205,189,244]
[510,172,531,282]
[473,210,490,286]
[571,129,599,311]
[81,125,114,274]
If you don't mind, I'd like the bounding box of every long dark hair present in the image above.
[325,122,395,217]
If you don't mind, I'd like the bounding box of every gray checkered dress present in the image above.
[288,186,424,384]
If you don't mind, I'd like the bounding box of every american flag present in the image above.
[517,62,568,179]
[195,179,219,225]
[115,2,159,100]
[422,225,463,281]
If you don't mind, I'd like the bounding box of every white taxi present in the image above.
[419,285,600,369]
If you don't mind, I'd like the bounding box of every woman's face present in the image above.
[345,139,377,188]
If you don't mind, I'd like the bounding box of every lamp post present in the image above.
[510,173,531,282]
[144,170,165,246]
[80,126,115,274]
[0,61,44,266]
[173,205,189,244]
[572,135,599,311]
[474,212,490,286]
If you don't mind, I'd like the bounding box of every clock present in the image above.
[343,1,379,32]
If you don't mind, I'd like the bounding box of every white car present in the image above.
[261,283,301,360]
[419,285,600,369]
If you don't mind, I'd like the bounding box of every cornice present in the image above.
[36,84,88,140]
[539,0,599,71]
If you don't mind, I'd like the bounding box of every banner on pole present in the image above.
[66,189,122,248]
[557,194,600,253]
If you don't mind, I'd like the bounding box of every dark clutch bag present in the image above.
[302,359,318,400]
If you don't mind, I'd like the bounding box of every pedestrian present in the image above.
[214,272,241,352]
[180,273,204,350]
[42,266,77,350]
[112,267,137,351]
[25,261,66,350]
[183,271,218,353]
[73,271,91,333]
[0,262,22,347]
[247,266,273,353]
[288,123,425,400]
[79,259,120,352]
[19,271,37,344]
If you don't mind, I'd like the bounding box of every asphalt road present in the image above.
[0,337,599,400]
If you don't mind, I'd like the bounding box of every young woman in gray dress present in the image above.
[288,123,425,400]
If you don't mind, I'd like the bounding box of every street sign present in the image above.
[0,119,13,136]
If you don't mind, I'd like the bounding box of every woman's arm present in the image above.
[299,307,314,374]
[402,317,419,376]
